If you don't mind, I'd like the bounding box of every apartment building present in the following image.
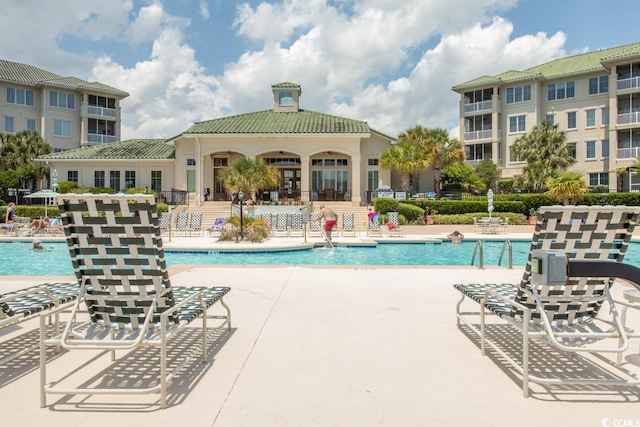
[452,42,640,192]
[0,59,129,152]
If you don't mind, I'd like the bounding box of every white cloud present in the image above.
[200,1,210,19]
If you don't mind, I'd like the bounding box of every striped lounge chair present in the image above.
[454,205,640,397]
[174,211,189,236]
[386,211,405,237]
[341,212,357,237]
[273,213,288,237]
[308,212,322,237]
[40,194,232,409]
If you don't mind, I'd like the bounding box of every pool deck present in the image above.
[2,224,640,426]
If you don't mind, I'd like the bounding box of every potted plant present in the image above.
[528,208,538,225]
[424,208,436,225]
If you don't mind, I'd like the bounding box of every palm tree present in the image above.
[510,121,575,190]
[0,130,52,189]
[545,171,589,205]
[423,127,465,198]
[380,130,430,192]
[218,158,280,201]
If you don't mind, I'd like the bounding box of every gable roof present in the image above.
[0,59,129,97]
[452,41,640,91]
[182,109,374,135]
[38,139,173,161]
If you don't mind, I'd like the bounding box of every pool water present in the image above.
[1,240,640,276]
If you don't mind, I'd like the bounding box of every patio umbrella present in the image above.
[24,189,59,217]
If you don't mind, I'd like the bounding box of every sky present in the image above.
[1,0,640,141]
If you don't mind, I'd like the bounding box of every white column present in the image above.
[300,154,310,201]
[196,137,202,207]
[351,154,362,205]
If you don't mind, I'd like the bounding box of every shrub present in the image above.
[373,197,399,214]
[397,203,424,223]
[57,181,80,194]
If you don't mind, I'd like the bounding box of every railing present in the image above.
[616,146,640,160]
[156,189,188,206]
[617,76,640,92]
[463,100,492,114]
[616,112,640,125]
[87,133,117,144]
[498,240,513,269]
[471,240,484,269]
[88,105,117,118]
[463,129,492,141]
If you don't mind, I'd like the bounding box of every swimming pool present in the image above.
[2,240,640,276]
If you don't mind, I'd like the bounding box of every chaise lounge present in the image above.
[454,205,640,397]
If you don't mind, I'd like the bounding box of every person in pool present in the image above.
[317,204,338,244]
[447,230,464,244]
[31,239,44,250]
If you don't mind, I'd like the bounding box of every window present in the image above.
[67,170,78,183]
[94,171,105,188]
[547,81,575,101]
[26,118,36,131]
[506,84,531,104]
[49,91,76,109]
[601,107,609,126]
[585,109,596,127]
[509,115,526,133]
[125,171,136,188]
[545,114,555,124]
[4,116,14,133]
[588,76,609,95]
[589,172,609,186]
[151,170,162,192]
[567,111,577,129]
[6,87,35,106]
[601,139,609,158]
[53,120,71,137]
[186,158,196,166]
[367,170,379,192]
[278,91,293,106]
[567,142,577,159]
[586,141,596,159]
[110,171,121,191]
[367,158,379,166]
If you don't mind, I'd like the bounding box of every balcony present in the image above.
[616,112,640,126]
[464,130,492,141]
[616,146,640,160]
[617,76,640,92]
[463,100,492,114]
[88,105,117,118]
[88,133,117,144]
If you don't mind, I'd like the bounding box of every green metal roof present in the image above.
[183,109,373,135]
[0,59,129,96]
[38,139,173,161]
[452,41,640,91]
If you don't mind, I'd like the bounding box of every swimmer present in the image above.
[447,230,464,244]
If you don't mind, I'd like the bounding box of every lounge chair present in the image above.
[308,212,322,237]
[40,193,231,409]
[189,212,203,236]
[1,282,79,366]
[260,213,273,235]
[367,212,382,237]
[159,212,172,236]
[289,213,304,237]
[208,217,227,237]
[341,212,357,237]
[174,211,189,236]
[386,212,405,237]
[273,213,288,237]
[454,205,640,397]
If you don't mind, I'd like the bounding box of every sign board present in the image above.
[376,191,394,198]
[395,192,407,200]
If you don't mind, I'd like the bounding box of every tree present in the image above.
[218,158,280,200]
[515,161,556,193]
[441,162,484,193]
[0,130,52,190]
[423,127,465,198]
[545,171,589,205]
[380,129,430,192]
[475,158,500,191]
[510,121,575,191]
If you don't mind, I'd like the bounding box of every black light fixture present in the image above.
[238,190,245,240]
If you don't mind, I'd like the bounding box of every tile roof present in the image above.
[38,139,174,161]
[183,109,373,135]
[452,41,640,91]
[0,59,129,96]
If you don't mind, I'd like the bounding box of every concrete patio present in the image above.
[1,227,640,426]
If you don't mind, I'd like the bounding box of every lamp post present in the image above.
[238,190,244,240]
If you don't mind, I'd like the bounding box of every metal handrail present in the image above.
[471,240,484,269]
[498,240,513,269]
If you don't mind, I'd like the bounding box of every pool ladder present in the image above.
[471,240,513,269]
